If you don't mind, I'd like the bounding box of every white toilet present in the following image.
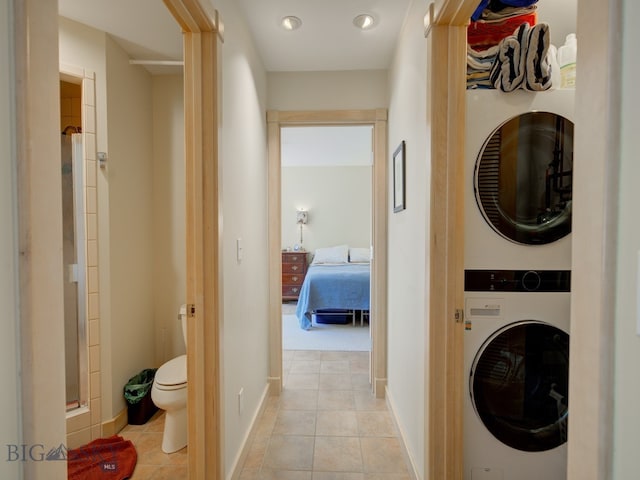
[151,304,188,453]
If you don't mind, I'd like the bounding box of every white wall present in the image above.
[105,36,156,415]
[267,70,388,110]
[281,166,372,253]
[386,1,429,476]
[216,0,271,476]
[152,75,186,364]
[536,0,578,47]
[0,1,22,478]
[612,0,640,476]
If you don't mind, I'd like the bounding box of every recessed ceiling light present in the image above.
[281,16,302,31]
[353,14,376,30]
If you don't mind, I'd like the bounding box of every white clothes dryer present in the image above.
[465,89,575,270]
[464,270,570,480]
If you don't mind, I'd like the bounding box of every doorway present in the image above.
[280,124,373,353]
[60,77,87,413]
[267,109,388,397]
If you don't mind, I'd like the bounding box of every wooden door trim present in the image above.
[267,109,388,397]
[163,2,223,479]
[14,1,68,478]
[425,1,479,479]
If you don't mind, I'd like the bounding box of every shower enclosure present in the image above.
[61,131,88,411]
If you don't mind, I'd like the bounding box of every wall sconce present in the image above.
[296,209,308,249]
[296,209,308,225]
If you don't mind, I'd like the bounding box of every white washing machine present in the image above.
[465,89,575,270]
[463,270,570,480]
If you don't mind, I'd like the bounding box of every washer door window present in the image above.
[474,111,574,245]
[470,321,569,452]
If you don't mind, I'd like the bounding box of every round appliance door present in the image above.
[470,320,569,452]
[474,111,574,245]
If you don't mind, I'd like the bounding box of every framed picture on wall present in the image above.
[393,141,406,213]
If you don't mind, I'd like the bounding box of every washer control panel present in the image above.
[464,270,571,292]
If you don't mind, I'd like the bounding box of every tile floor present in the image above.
[119,349,411,480]
[119,410,188,479]
[238,350,413,479]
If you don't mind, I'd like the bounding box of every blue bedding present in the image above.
[295,263,370,330]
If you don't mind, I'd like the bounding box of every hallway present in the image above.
[238,350,412,479]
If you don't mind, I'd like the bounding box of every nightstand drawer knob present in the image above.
[292,276,299,282]
[292,287,299,293]
[291,255,299,261]
[291,265,299,271]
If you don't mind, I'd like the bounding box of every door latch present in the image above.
[187,304,196,318]
[454,309,464,323]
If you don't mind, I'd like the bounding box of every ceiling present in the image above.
[58,0,413,73]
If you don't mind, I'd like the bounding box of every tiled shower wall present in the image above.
[62,65,102,450]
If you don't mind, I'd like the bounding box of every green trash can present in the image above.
[124,368,158,425]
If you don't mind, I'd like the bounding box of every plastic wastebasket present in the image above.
[124,368,158,425]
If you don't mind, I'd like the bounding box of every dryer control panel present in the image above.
[464,269,571,292]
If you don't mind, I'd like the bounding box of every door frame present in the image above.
[266,109,388,397]
[424,1,481,478]
[163,2,224,479]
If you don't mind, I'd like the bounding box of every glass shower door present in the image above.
[62,132,88,411]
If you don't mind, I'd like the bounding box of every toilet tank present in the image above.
[179,304,188,347]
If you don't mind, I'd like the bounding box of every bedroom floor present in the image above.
[238,350,412,479]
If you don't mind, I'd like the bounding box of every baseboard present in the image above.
[374,376,387,398]
[385,386,420,480]
[102,407,128,436]
[228,383,272,480]
[267,375,282,395]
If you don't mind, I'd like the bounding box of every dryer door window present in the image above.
[474,111,574,245]
[470,320,569,452]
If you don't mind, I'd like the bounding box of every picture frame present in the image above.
[393,141,406,213]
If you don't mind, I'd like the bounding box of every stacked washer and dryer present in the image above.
[463,89,574,480]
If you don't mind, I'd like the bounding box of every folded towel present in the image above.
[467,71,494,89]
[489,0,538,11]
[467,44,499,70]
[468,11,537,50]
[472,0,538,21]
[467,44,499,89]
[480,5,537,21]
[490,23,530,92]
[524,22,552,91]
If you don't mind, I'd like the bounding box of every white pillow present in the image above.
[349,247,370,263]
[312,245,349,264]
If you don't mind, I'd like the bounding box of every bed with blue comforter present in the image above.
[295,263,370,330]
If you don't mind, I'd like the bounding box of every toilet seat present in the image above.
[155,354,187,390]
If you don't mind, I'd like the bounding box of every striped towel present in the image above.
[524,22,552,91]
[467,44,499,89]
[489,22,530,92]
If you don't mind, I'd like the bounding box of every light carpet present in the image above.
[282,314,371,352]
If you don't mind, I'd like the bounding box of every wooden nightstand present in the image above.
[282,251,308,301]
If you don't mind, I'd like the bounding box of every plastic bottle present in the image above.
[557,33,577,89]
